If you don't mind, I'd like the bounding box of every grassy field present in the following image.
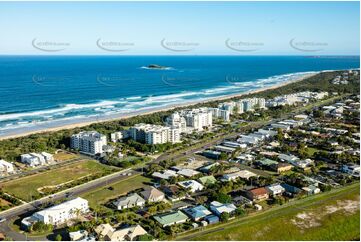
[81,174,151,208]
[1,160,117,201]
[178,183,360,241]
[53,151,78,161]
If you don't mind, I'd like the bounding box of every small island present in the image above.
[147,64,170,70]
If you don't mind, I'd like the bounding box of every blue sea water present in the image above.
[0,55,359,136]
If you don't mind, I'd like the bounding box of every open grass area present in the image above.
[81,174,151,208]
[178,183,360,241]
[1,160,118,201]
[305,147,322,156]
[53,151,78,161]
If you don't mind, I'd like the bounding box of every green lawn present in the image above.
[178,183,360,241]
[306,147,321,156]
[1,160,117,201]
[81,174,151,208]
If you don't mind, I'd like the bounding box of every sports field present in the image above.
[178,183,360,241]
[1,160,118,201]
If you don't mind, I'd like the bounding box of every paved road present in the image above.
[0,168,138,240]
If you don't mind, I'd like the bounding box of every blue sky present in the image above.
[0,1,359,55]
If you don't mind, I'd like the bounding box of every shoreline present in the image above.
[0,73,317,140]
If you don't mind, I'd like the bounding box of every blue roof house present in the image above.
[183,205,212,221]
[205,215,220,224]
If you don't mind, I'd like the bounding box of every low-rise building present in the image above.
[0,159,14,174]
[104,225,148,241]
[198,175,217,186]
[266,184,286,196]
[341,164,360,176]
[246,187,269,201]
[183,205,212,221]
[160,185,186,202]
[302,185,321,195]
[209,201,237,216]
[22,197,89,227]
[152,169,178,180]
[222,170,258,181]
[140,187,165,203]
[153,211,188,227]
[113,193,145,210]
[178,180,204,193]
[202,150,221,159]
[95,223,115,239]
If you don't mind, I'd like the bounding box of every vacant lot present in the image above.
[81,175,151,208]
[53,151,79,161]
[1,160,118,201]
[178,183,360,241]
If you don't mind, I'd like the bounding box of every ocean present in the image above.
[0,55,359,137]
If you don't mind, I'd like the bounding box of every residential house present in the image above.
[0,159,14,175]
[152,169,178,180]
[266,184,286,196]
[246,188,269,201]
[104,225,148,241]
[140,187,165,203]
[302,185,321,195]
[205,215,219,224]
[113,193,145,210]
[209,201,237,216]
[160,185,186,202]
[222,170,257,181]
[175,168,200,178]
[69,230,89,241]
[183,205,212,221]
[153,211,188,227]
[178,180,204,193]
[95,224,115,239]
[198,175,217,186]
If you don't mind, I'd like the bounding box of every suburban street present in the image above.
[0,168,139,240]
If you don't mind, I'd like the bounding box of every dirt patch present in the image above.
[291,212,321,229]
[324,198,359,215]
[292,197,360,230]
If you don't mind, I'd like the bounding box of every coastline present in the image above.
[0,73,317,140]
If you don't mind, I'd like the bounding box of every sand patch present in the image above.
[291,212,321,229]
[292,197,360,230]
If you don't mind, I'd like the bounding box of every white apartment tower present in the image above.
[71,131,107,155]
[129,123,180,144]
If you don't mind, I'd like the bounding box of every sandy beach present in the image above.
[0,73,317,140]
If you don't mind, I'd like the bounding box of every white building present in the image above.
[208,108,230,121]
[179,108,213,131]
[129,123,180,144]
[71,131,107,155]
[266,184,286,196]
[209,201,236,216]
[0,159,14,174]
[113,193,145,210]
[165,112,187,133]
[23,197,89,226]
[178,180,204,193]
[222,170,258,181]
[20,152,53,167]
[110,131,123,142]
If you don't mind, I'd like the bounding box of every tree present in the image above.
[137,234,154,241]
[55,234,62,241]
[220,212,230,222]
[214,192,232,204]
[235,207,246,217]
